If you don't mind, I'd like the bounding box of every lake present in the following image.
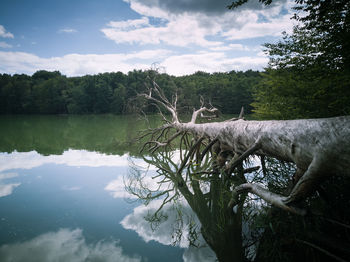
[0,115,216,262]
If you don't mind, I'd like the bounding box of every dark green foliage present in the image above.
[175,70,261,115]
[0,69,260,115]
[252,0,350,119]
[252,67,350,119]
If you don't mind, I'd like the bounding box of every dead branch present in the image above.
[225,142,261,174]
[233,183,306,215]
[191,106,219,124]
[141,130,183,153]
[177,137,205,176]
[200,138,219,161]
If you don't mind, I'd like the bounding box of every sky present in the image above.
[0,0,295,77]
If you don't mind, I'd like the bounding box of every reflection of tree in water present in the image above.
[0,115,160,156]
[125,74,350,262]
[126,146,350,262]
[125,134,289,262]
[120,198,217,262]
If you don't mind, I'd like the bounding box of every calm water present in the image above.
[0,115,215,262]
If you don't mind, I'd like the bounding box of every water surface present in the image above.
[0,115,215,262]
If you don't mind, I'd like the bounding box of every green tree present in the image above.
[247,0,350,119]
[32,76,68,114]
[93,77,113,113]
[110,84,126,114]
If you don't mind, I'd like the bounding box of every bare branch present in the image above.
[226,142,261,174]
[200,138,219,161]
[177,137,205,176]
[233,183,306,215]
[138,76,179,123]
[191,107,219,124]
[141,130,183,153]
[238,106,244,119]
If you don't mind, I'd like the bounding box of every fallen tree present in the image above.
[139,78,350,214]
[128,76,350,261]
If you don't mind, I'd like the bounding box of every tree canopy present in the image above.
[0,70,261,116]
[246,0,350,119]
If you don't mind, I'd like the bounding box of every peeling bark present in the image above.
[174,116,350,205]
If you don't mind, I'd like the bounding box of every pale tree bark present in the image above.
[139,78,350,214]
[132,76,350,261]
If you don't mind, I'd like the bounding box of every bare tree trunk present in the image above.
[173,116,350,206]
[139,80,350,212]
[136,79,350,261]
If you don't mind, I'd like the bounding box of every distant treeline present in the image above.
[0,70,261,115]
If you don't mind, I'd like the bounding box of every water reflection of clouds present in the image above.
[105,172,170,199]
[0,173,20,197]
[0,150,149,173]
[121,199,216,262]
[105,175,132,199]
[62,185,81,191]
[0,228,141,262]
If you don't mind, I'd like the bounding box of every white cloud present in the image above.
[112,0,294,49]
[0,49,267,76]
[107,17,150,30]
[0,25,14,38]
[0,42,12,48]
[58,28,78,33]
[210,43,250,52]
[0,50,171,76]
[161,52,268,76]
[0,228,141,262]
[0,173,20,197]
[222,12,294,40]
[101,14,222,47]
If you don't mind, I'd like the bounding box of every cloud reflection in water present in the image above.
[0,173,20,197]
[121,200,216,262]
[0,228,141,262]
[0,150,150,173]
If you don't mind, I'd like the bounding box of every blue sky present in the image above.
[0,0,295,76]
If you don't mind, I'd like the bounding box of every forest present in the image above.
[1,59,349,119]
[0,69,261,116]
